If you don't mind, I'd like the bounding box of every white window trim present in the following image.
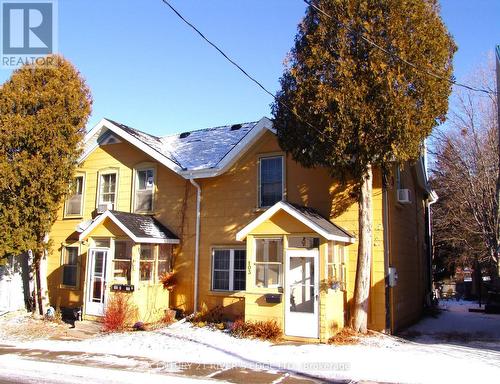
[326,242,348,291]
[139,243,156,283]
[96,169,119,210]
[60,244,80,289]
[211,247,246,292]
[258,154,285,208]
[112,239,132,284]
[64,174,86,218]
[133,165,156,213]
[254,237,283,289]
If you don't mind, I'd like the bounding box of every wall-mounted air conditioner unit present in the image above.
[397,189,411,204]
[97,202,113,213]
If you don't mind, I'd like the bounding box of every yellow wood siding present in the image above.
[47,128,427,337]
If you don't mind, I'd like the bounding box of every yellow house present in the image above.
[47,116,435,341]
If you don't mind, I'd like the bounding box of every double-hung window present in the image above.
[135,168,155,212]
[139,244,154,282]
[98,172,117,210]
[65,176,84,216]
[62,246,79,287]
[212,248,246,291]
[113,241,132,284]
[327,242,347,291]
[259,156,283,207]
[255,238,283,288]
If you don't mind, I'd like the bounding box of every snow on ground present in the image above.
[1,301,500,384]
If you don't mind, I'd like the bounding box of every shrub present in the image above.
[159,272,176,291]
[191,305,226,324]
[102,293,137,332]
[230,319,282,341]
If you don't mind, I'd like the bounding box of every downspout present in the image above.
[382,172,392,334]
[425,194,437,302]
[189,177,201,314]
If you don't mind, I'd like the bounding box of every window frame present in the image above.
[211,247,247,292]
[61,245,80,289]
[254,237,283,289]
[326,242,348,291]
[64,174,85,218]
[258,154,285,208]
[112,240,132,284]
[133,165,156,213]
[96,169,119,210]
[139,243,155,283]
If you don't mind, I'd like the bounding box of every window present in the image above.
[259,156,283,207]
[98,172,117,209]
[158,244,172,278]
[212,248,246,291]
[134,168,155,212]
[65,176,84,216]
[255,238,283,288]
[327,242,347,291]
[139,244,154,281]
[113,241,132,284]
[287,236,320,249]
[62,247,79,287]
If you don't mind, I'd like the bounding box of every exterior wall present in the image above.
[47,127,418,336]
[189,130,386,333]
[387,163,428,331]
[47,141,182,321]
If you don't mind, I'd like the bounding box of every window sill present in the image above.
[59,284,79,290]
[63,215,84,220]
[208,290,246,298]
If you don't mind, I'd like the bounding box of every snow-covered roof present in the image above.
[81,117,273,179]
[78,210,180,244]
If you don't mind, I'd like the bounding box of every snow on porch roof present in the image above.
[78,210,180,244]
[236,201,356,243]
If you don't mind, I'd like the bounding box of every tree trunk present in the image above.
[35,249,50,316]
[352,164,373,333]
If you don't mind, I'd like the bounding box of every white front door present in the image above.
[285,249,319,338]
[85,248,109,316]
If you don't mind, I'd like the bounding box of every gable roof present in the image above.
[80,117,273,179]
[78,210,180,244]
[236,201,356,243]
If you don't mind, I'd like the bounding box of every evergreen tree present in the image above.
[0,56,92,311]
[273,0,455,332]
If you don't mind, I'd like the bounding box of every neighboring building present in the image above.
[46,116,434,341]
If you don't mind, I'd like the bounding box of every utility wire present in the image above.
[160,0,334,143]
[304,0,495,96]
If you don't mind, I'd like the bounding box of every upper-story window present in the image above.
[65,175,85,216]
[98,171,117,210]
[134,168,155,213]
[259,155,284,207]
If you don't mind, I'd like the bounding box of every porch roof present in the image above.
[78,210,180,244]
[236,201,356,243]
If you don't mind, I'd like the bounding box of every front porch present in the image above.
[236,201,356,342]
[78,210,179,323]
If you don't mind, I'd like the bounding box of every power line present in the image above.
[160,0,334,143]
[303,0,495,96]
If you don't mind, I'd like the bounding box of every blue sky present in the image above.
[1,0,499,136]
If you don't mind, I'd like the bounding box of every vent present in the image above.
[179,132,191,139]
[230,124,242,131]
[397,189,411,204]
